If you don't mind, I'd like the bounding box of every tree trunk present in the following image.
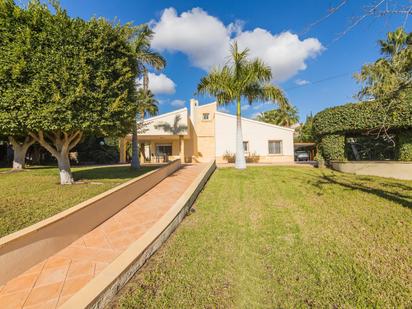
[56,151,74,185]
[235,98,246,169]
[131,121,140,169]
[130,68,149,169]
[12,146,26,170]
[348,138,360,160]
[8,136,35,170]
[29,131,83,185]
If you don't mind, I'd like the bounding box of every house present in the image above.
[119,99,294,164]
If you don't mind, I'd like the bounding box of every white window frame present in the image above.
[268,140,282,155]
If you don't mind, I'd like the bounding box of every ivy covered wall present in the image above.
[313,97,412,162]
[396,130,412,161]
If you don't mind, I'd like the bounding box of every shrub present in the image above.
[319,134,346,163]
[312,98,412,137]
[222,151,260,163]
[396,130,412,161]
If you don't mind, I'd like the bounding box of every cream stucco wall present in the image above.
[141,108,189,137]
[191,101,216,161]
[120,100,295,164]
[215,111,294,162]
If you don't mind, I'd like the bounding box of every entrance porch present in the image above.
[119,135,191,164]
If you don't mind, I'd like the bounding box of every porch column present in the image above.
[179,135,185,163]
[119,137,127,164]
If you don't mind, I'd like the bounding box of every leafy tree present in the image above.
[197,42,288,169]
[0,1,138,184]
[256,105,299,127]
[131,24,166,169]
[355,27,412,136]
[295,113,315,142]
[0,0,36,169]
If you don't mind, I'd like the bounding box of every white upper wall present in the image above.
[141,108,189,136]
[215,111,294,156]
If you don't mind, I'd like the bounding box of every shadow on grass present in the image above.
[318,173,412,210]
[72,166,156,181]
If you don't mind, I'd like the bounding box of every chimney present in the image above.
[190,98,198,124]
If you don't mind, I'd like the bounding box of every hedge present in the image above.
[313,96,412,162]
[312,98,412,137]
[319,134,346,162]
[396,130,412,161]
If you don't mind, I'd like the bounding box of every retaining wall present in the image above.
[0,160,181,284]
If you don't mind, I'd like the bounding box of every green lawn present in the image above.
[0,165,155,238]
[116,166,412,308]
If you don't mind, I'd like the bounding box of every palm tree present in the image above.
[256,105,299,127]
[137,89,158,119]
[379,27,412,57]
[197,42,289,169]
[136,89,158,162]
[131,24,166,169]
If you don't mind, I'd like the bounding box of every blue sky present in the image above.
[54,0,410,122]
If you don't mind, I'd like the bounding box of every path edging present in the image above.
[0,160,180,285]
[60,160,216,309]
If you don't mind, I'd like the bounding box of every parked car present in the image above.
[295,150,309,161]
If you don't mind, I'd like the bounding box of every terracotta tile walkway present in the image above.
[0,163,206,309]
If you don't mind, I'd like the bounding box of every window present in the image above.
[268,140,282,154]
[202,113,210,120]
[156,144,172,156]
[243,141,249,152]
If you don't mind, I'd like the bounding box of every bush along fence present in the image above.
[312,97,412,164]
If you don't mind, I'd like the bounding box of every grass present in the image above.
[0,165,155,238]
[116,166,412,308]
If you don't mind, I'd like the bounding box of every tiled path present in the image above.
[0,163,207,309]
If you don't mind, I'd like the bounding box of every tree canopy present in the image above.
[0,0,139,182]
[256,105,299,127]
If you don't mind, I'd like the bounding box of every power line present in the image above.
[300,0,348,36]
[285,72,353,92]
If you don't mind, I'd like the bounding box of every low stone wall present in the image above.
[331,161,412,180]
[61,160,216,309]
[0,160,181,285]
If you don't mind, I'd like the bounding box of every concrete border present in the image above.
[331,161,412,180]
[60,160,216,309]
[0,160,181,285]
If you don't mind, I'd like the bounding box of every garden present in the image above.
[115,166,412,308]
[0,165,155,237]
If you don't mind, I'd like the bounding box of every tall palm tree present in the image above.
[256,105,299,127]
[197,42,289,169]
[131,24,166,169]
[136,89,158,162]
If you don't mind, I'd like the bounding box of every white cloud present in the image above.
[251,112,261,119]
[295,79,310,85]
[236,29,323,81]
[171,99,186,107]
[151,8,230,70]
[138,73,176,95]
[151,8,324,81]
